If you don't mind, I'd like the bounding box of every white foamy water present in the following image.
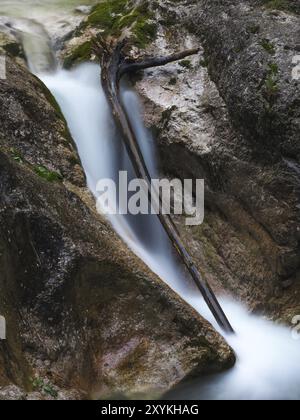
[39,63,300,400]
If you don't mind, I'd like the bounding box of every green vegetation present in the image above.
[85,0,157,48]
[10,148,23,164]
[64,41,92,69]
[133,19,157,48]
[30,377,58,398]
[87,0,128,28]
[168,77,177,86]
[264,62,279,100]
[199,58,209,68]
[6,148,64,183]
[260,38,276,55]
[179,60,192,69]
[34,165,63,182]
[247,24,260,34]
[64,1,158,68]
[263,0,300,14]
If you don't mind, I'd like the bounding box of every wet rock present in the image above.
[0,23,25,64]
[122,0,300,322]
[0,56,234,399]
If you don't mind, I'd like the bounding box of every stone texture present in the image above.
[131,0,300,322]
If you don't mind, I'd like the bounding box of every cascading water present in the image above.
[40,63,300,401]
[2,0,300,400]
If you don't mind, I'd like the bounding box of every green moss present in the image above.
[264,62,279,101]
[199,58,209,68]
[268,62,279,75]
[179,60,192,69]
[34,166,63,182]
[84,0,157,49]
[63,41,92,69]
[260,38,276,55]
[30,377,58,398]
[265,75,278,96]
[9,148,23,164]
[132,19,157,48]
[87,0,128,27]
[247,24,260,34]
[168,77,177,86]
[263,0,300,14]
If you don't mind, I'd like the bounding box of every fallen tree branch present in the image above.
[95,38,234,334]
[119,48,200,77]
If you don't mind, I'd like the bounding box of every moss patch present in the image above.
[263,0,300,14]
[264,61,279,101]
[132,18,157,48]
[84,0,157,48]
[64,41,92,69]
[30,377,58,398]
[179,59,192,69]
[34,166,63,183]
[260,38,276,55]
[9,148,24,164]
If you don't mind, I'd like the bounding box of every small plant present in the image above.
[30,377,58,398]
[179,60,192,69]
[268,62,279,75]
[199,58,209,68]
[248,24,260,34]
[264,62,279,100]
[34,165,63,182]
[9,148,23,163]
[265,75,278,96]
[168,77,177,86]
[261,39,276,55]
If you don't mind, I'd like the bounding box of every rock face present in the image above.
[64,0,300,322]
[129,0,300,322]
[0,55,234,399]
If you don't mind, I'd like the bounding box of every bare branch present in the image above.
[119,48,200,77]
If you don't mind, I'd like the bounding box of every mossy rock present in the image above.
[85,0,157,48]
[63,41,92,69]
[262,0,300,14]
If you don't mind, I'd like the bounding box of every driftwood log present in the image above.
[94,38,234,334]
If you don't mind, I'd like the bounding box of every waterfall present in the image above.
[40,63,300,400]
[2,0,300,400]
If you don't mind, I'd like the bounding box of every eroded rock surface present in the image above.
[131,0,300,321]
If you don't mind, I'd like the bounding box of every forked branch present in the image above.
[94,38,234,334]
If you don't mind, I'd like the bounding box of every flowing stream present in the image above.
[2,0,300,401]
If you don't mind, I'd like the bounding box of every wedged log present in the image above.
[94,38,234,334]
